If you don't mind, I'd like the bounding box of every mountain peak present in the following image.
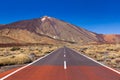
[41,16,51,22]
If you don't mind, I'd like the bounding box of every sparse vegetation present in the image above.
[0,54,32,66]
[1,43,120,72]
[0,45,59,67]
[69,44,120,71]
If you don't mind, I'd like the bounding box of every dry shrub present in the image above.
[0,54,32,66]
[111,58,120,67]
[107,53,120,59]
[10,47,20,51]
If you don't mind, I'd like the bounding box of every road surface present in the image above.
[1,47,120,80]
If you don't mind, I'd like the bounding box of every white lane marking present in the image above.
[64,61,67,69]
[64,48,66,53]
[71,48,120,74]
[64,54,66,57]
[0,48,60,80]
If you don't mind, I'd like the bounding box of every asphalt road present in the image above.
[1,47,120,80]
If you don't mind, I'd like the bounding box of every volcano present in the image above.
[0,16,119,45]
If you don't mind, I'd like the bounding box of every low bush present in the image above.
[0,54,32,66]
[10,47,21,51]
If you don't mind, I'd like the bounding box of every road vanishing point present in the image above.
[0,47,120,80]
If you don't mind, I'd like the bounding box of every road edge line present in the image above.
[0,48,60,80]
[70,48,120,74]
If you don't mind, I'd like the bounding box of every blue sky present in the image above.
[0,0,120,34]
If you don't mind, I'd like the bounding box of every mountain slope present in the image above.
[99,34,120,43]
[0,16,103,44]
[0,16,119,44]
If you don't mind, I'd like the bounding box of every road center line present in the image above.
[64,54,66,57]
[64,61,67,69]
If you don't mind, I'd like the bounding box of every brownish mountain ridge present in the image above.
[0,16,119,45]
[99,34,120,43]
